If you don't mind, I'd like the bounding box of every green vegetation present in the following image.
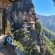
[13,30,30,41]
[44,35,55,55]
[24,45,39,55]
[14,39,39,55]
[13,29,39,55]
[14,40,24,52]
[35,22,41,34]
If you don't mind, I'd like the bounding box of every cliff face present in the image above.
[5,0,38,32]
[0,0,49,55]
[0,0,54,55]
[7,0,41,46]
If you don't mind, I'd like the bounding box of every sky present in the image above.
[32,0,55,16]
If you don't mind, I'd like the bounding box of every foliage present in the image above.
[24,41,39,55]
[14,40,24,52]
[13,30,24,37]
[13,29,39,55]
[35,22,41,34]
[44,35,55,55]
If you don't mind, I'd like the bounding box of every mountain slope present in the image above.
[43,27,55,40]
[43,27,55,35]
[43,35,55,55]
[37,14,55,32]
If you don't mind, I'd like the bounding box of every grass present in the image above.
[44,35,55,55]
[13,40,24,52]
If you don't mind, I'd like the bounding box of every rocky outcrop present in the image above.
[3,0,37,32]
[0,0,47,55]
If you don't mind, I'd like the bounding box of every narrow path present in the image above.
[0,48,11,55]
